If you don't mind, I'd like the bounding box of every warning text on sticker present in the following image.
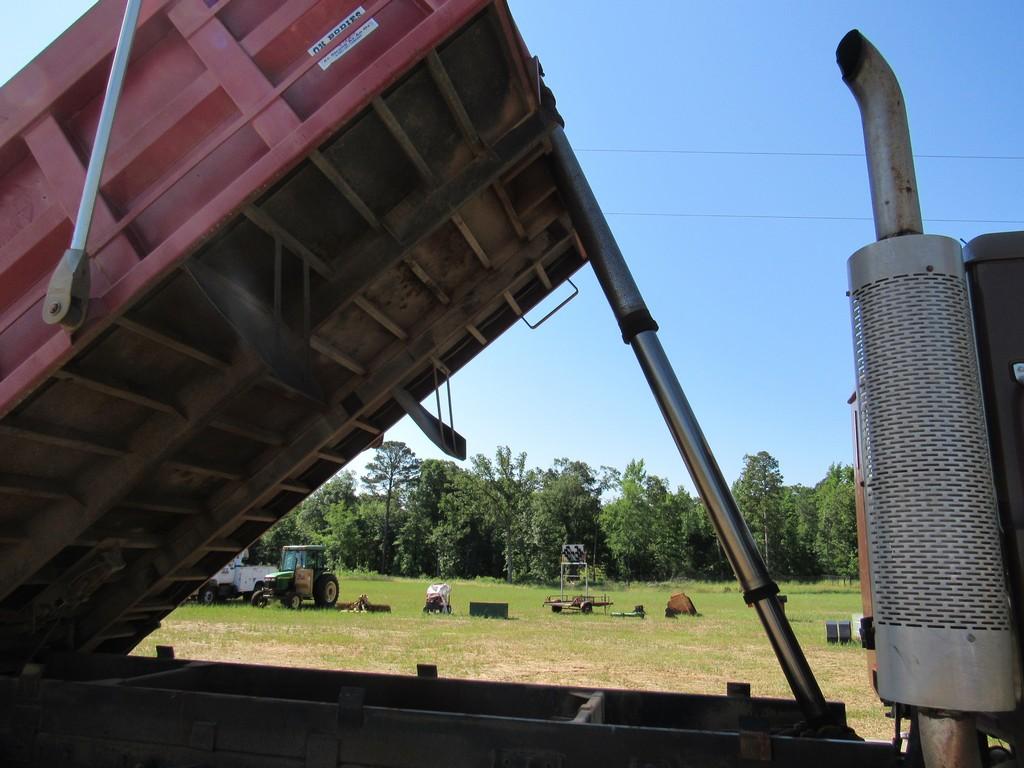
[318,18,379,71]
[308,7,367,56]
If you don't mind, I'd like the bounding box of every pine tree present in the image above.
[361,441,420,574]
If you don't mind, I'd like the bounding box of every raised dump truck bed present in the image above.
[0,0,581,660]
[0,3,902,765]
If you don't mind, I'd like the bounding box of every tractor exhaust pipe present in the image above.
[837,30,922,241]
[839,30,1015,767]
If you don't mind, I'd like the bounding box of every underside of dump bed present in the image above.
[0,0,583,662]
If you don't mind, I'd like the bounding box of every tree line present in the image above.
[249,443,859,583]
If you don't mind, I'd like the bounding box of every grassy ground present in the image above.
[134,577,890,741]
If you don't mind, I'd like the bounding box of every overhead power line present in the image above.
[577,148,1024,162]
[603,211,1024,226]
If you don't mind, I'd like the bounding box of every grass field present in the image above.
[134,577,891,741]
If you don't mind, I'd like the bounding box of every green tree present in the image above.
[781,484,821,579]
[395,459,463,576]
[361,441,420,573]
[296,472,357,538]
[530,459,605,580]
[668,489,716,578]
[732,451,785,570]
[598,474,646,581]
[433,470,501,578]
[470,446,538,582]
[525,496,566,581]
[321,494,374,570]
[815,464,859,579]
[680,498,730,579]
[646,473,687,579]
[600,460,683,581]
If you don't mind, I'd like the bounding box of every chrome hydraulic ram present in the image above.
[43,0,143,331]
[549,126,830,726]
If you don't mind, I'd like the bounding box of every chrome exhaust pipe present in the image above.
[837,30,922,241]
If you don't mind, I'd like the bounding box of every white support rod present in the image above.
[70,0,142,251]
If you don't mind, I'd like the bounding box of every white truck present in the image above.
[196,551,274,605]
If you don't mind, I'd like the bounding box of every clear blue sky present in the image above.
[3,2,1021,493]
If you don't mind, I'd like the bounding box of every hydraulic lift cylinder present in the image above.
[549,126,830,726]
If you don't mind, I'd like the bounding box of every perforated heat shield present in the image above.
[849,234,1015,711]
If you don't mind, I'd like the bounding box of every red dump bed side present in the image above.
[1,0,532,413]
[0,0,582,659]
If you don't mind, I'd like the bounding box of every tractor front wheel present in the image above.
[314,574,339,608]
[283,592,302,610]
[251,591,269,608]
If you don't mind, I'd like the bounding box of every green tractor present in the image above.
[251,545,339,609]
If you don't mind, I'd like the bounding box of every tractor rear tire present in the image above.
[283,592,302,610]
[314,574,339,608]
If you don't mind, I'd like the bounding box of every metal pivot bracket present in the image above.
[42,0,142,331]
[43,249,90,330]
[393,368,467,460]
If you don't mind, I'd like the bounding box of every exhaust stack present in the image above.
[837,30,922,241]
[839,28,1015,725]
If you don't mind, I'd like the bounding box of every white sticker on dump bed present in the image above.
[308,7,366,56]
[317,18,379,71]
